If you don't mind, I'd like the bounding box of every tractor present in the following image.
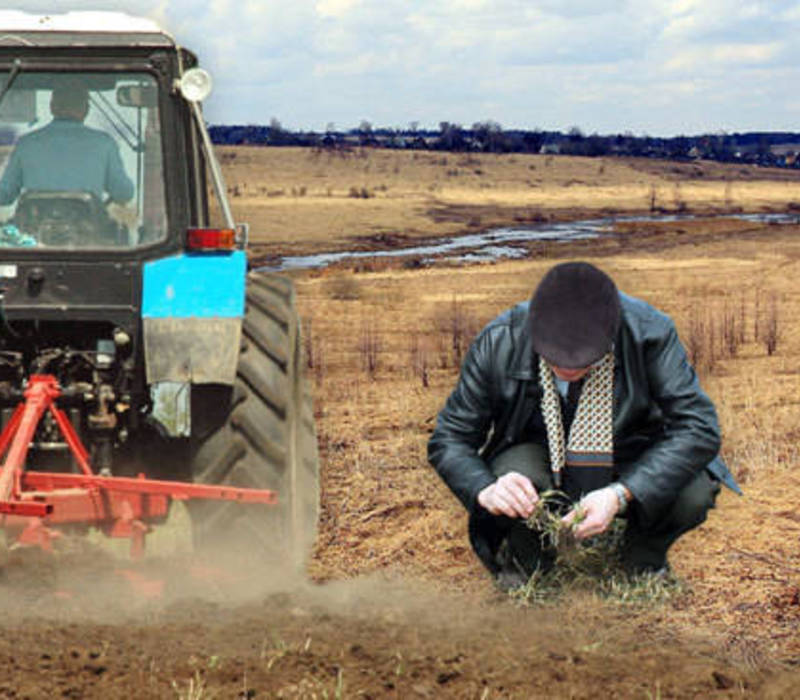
[0,11,319,565]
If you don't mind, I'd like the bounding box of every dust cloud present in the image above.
[0,499,788,698]
[0,533,784,698]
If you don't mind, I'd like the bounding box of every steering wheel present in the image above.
[13,190,123,247]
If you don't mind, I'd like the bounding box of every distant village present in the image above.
[209,121,800,169]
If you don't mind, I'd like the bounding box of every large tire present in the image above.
[188,272,319,568]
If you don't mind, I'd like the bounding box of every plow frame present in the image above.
[0,374,277,558]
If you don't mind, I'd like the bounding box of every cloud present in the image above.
[665,41,785,72]
[3,1,800,133]
[660,0,796,43]
[316,0,361,18]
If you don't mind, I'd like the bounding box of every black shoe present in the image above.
[506,522,556,576]
[495,566,530,592]
[494,538,529,590]
[623,560,671,579]
[493,531,556,592]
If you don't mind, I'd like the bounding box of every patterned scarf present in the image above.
[538,353,615,497]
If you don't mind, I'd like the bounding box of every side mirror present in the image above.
[116,84,158,108]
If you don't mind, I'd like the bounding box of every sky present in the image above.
[9,1,800,136]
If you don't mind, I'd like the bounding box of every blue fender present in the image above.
[142,250,246,385]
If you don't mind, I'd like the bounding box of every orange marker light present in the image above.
[186,228,236,251]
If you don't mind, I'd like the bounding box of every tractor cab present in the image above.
[0,27,174,251]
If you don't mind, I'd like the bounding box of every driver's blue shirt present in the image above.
[0,118,134,206]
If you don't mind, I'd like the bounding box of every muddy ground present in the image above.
[0,544,797,699]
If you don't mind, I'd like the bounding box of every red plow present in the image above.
[0,375,277,560]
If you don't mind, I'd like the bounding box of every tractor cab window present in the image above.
[0,71,167,249]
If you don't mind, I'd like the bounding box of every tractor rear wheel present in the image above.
[188,272,319,567]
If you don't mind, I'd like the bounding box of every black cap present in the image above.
[529,262,621,369]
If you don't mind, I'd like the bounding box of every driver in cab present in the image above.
[0,83,134,207]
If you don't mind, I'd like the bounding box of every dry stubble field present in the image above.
[2,148,800,698]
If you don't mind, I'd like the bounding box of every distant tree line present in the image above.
[208,119,800,169]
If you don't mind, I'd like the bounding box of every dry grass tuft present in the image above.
[511,492,684,607]
[325,275,363,301]
[433,296,482,369]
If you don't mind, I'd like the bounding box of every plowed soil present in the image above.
[2,151,800,699]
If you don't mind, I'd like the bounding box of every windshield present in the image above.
[0,70,166,249]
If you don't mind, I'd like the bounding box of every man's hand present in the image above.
[561,486,619,539]
[477,472,538,518]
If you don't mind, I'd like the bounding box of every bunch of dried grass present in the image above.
[511,491,684,607]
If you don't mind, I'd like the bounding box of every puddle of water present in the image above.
[259,213,800,271]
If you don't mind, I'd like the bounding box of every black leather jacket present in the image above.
[428,293,726,525]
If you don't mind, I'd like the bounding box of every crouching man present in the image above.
[428,261,738,589]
